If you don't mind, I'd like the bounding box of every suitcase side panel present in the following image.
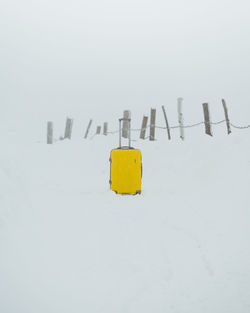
[110,149,141,194]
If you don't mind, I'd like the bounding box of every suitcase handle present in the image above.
[119,118,131,148]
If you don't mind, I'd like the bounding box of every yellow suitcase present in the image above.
[110,118,142,195]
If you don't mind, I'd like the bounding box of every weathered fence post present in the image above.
[202,103,212,136]
[149,109,156,141]
[103,122,108,136]
[122,110,131,138]
[177,97,184,140]
[222,99,232,134]
[47,121,53,144]
[140,116,148,139]
[84,119,93,139]
[64,117,73,139]
[161,105,171,140]
[96,126,101,135]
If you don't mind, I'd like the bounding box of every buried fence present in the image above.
[46,99,250,144]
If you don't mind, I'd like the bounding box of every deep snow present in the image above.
[0,121,250,313]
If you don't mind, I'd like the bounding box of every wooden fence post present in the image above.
[202,103,212,136]
[140,116,148,139]
[96,126,101,135]
[177,97,184,140]
[103,122,108,136]
[222,99,232,134]
[84,119,93,139]
[47,121,53,144]
[64,117,73,139]
[161,105,171,140]
[122,110,131,138]
[149,108,156,141]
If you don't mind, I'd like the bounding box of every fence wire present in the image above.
[230,123,250,129]
[104,120,250,135]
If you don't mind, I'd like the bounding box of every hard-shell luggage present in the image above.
[109,118,142,195]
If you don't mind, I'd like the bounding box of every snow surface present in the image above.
[1,0,250,310]
[0,121,250,313]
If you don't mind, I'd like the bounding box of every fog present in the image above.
[1,2,250,312]
[1,0,250,128]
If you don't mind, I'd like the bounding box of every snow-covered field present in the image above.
[1,0,250,310]
[1,120,250,313]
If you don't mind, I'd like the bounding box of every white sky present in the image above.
[1,0,250,123]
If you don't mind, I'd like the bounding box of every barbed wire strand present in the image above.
[99,120,250,137]
[211,120,226,125]
[230,123,250,129]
